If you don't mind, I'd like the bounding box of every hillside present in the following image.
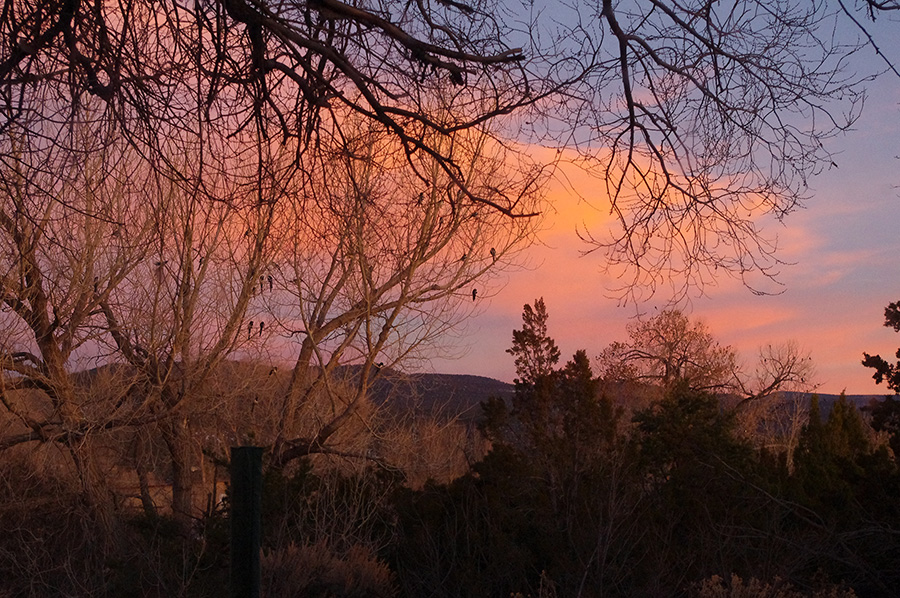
[369,371,514,421]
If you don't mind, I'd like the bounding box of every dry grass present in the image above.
[261,541,396,598]
[694,575,857,598]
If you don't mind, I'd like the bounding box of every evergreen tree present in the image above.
[793,393,872,504]
[868,396,900,458]
[862,300,900,392]
[506,298,561,386]
[788,394,900,594]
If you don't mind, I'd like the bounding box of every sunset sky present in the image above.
[427,19,900,395]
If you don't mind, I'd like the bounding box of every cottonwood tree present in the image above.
[598,310,740,394]
[563,0,872,297]
[246,120,543,469]
[0,117,153,544]
[599,310,816,467]
[0,96,285,531]
[0,0,889,295]
[730,341,817,464]
[598,310,816,458]
[95,158,280,528]
[1,93,540,534]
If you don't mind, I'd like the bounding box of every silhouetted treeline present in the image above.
[388,354,900,598]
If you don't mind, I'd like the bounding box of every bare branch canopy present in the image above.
[0,0,891,294]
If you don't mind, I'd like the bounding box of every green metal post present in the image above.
[231,446,263,598]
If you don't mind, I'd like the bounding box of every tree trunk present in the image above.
[164,416,195,534]
[134,431,159,520]
[69,441,124,553]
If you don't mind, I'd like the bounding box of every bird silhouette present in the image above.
[490,247,496,261]
[268,275,273,291]
[259,321,264,336]
[248,321,254,339]
[154,260,167,284]
[472,288,477,301]
[460,253,467,261]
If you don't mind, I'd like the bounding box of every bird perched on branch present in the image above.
[472,288,477,301]
[154,260,168,284]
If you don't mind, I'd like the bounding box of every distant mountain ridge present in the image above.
[370,372,892,421]
[369,372,513,421]
[780,391,886,418]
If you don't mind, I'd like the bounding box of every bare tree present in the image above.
[598,310,739,394]
[597,310,817,467]
[92,140,282,528]
[598,310,816,410]
[736,341,817,404]
[244,119,543,468]
[558,0,874,297]
[0,100,284,530]
[1,77,541,531]
[0,115,152,544]
[731,341,816,465]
